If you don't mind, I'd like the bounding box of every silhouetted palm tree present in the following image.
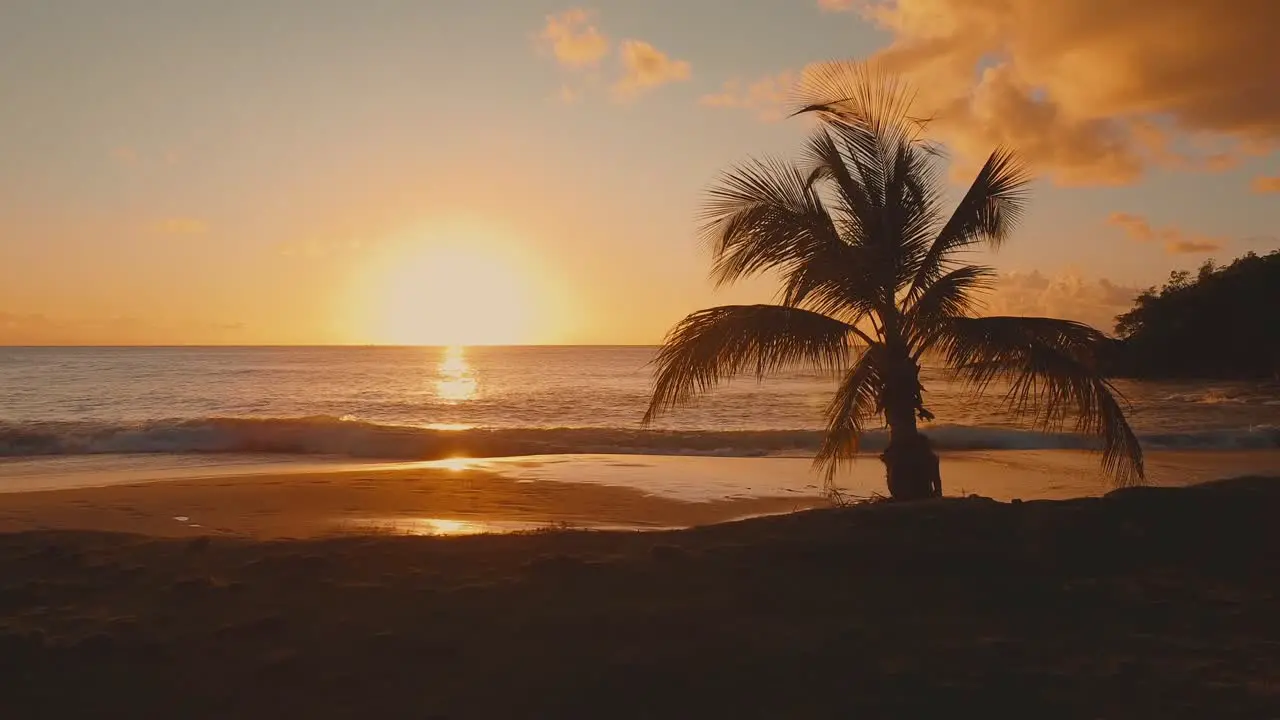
[644,64,1144,500]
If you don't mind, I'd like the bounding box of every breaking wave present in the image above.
[1,416,1277,461]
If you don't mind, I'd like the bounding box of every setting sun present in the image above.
[345,224,554,346]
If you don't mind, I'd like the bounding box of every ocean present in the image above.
[2,346,1278,498]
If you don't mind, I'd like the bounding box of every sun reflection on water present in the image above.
[434,345,477,403]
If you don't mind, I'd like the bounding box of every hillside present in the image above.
[1106,250,1280,379]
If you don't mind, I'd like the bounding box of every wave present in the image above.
[1161,390,1250,405]
[1159,386,1280,405]
[1,417,1277,461]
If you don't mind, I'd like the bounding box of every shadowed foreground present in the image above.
[2,477,1278,719]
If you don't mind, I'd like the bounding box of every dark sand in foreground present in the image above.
[2,475,1278,718]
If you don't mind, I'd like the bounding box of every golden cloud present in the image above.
[614,40,691,100]
[985,270,1140,333]
[1107,212,1224,255]
[1253,176,1280,194]
[838,0,1280,184]
[1165,239,1223,255]
[1106,213,1156,243]
[538,9,609,68]
[535,11,689,103]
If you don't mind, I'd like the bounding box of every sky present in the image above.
[1,0,1277,345]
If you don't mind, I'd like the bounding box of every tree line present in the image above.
[1104,250,1280,380]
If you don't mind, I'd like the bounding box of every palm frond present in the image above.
[774,231,879,324]
[701,157,839,287]
[885,140,947,291]
[814,347,886,485]
[793,64,948,305]
[703,155,879,324]
[644,305,855,424]
[801,128,873,237]
[937,316,1144,486]
[906,265,997,355]
[907,148,1031,300]
[799,130,898,319]
[791,61,928,204]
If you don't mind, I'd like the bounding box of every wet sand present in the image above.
[3,449,1278,539]
[0,463,825,539]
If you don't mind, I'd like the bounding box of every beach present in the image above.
[0,458,825,539]
[3,450,1279,538]
[5,345,1277,535]
[3,347,1279,717]
[2,474,1278,718]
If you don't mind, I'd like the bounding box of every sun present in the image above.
[347,224,544,346]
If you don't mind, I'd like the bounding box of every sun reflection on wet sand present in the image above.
[340,516,689,536]
[431,456,480,472]
[434,345,477,403]
[343,517,546,536]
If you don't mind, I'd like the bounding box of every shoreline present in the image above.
[0,462,827,539]
[3,449,1280,539]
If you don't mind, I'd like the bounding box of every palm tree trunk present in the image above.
[880,360,942,501]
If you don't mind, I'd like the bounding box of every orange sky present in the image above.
[1,1,1277,345]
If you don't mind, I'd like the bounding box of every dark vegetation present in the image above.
[2,477,1278,719]
[1106,250,1280,379]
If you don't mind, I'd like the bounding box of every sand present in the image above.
[0,464,826,539]
[1,475,1278,718]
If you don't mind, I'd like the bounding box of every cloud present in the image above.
[535,11,689,103]
[836,0,1280,185]
[538,9,609,68]
[985,270,1140,333]
[1164,239,1223,255]
[701,72,798,121]
[1106,212,1156,243]
[150,217,209,236]
[1106,212,1225,255]
[1253,175,1280,194]
[613,40,691,100]
[936,65,1144,184]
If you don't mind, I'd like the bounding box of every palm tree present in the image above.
[643,64,1144,501]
